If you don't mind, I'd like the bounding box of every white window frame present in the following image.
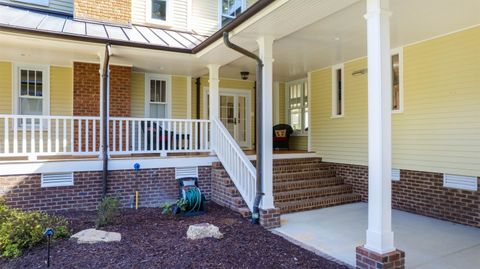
[331,63,345,118]
[286,78,309,136]
[144,74,172,118]
[13,0,49,7]
[12,63,50,116]
[218,0,246,29]
[146,0,173,26]
[391,47,404,113]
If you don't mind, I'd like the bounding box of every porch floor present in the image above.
[274,202,480,269]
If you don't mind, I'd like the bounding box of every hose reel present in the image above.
[178,178,205,214]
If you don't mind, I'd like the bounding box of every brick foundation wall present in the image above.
[333,163,480,228]
[0,166,211,211]
[356,246,405,269]
[74,0,131,25]
[260,208,281,229]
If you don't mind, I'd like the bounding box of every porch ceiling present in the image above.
[221,0,480,81]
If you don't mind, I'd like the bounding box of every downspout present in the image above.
[223,32,263,224]
[102,44,111,198]
[195,77,201,119]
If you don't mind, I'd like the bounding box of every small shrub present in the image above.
[0,201,70,258]
[96,197,120,228]
[161,202,173,216]
[176,199,188,212]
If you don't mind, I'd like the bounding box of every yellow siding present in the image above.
[131,72,145,117]
[171,76,188,119]
[290,136,307,150]
[50,66,73,116]
[0,62,12,114]
[310,27,480,176]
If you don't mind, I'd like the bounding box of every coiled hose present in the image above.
[183,187,202,212]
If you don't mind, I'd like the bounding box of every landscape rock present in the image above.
[71,228,121,244]
[187,223,223,240]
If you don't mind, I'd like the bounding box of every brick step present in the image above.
[274,170,337,183]
[252,157,323,167]
[274,177,344,192]
[277,193,362,214]
[236,207,252,218]
[274,184,353,203]
[273,162,334,174]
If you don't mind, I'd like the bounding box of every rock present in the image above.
[71,228,121,244]
[187,223,223,240]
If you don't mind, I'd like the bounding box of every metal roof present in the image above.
[0,4,207,52]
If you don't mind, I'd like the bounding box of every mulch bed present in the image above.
[0,203,349,269]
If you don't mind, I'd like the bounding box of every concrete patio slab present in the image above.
[274,202,480,269]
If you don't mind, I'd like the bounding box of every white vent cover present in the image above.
[443,174,477,191]
[41,172,74,188]
[391,169,400,181]
[175,167,198,179]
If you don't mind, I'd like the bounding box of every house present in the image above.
[0,0,479,268]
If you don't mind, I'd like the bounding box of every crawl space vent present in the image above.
[443,174,477,191]
[391,169,400,181]
[41,172,74,188]
[175,167,198,179]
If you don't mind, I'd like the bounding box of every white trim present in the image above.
[187,76,192,119]
[285,78,309,135]
[331,63,345,118]
[391,47,404,113]
[391,168,400,181]
[12,63,50,116]
[307,72,312,152]
[144,73,172,118]
[218,0,247,29]
[14,0,49,7]
[145,0,173,26]
[0,156,219,176]
[273,81,280,125]
[41,172,74,187]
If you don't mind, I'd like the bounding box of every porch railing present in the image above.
[212,118,255,211]
[0,114,211,159]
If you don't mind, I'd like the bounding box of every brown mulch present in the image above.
[0,203,349,269]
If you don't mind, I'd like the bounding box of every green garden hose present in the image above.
[184,187,202,212]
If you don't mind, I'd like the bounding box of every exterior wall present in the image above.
[334,162,480,228]
[0,61,12,114]
[74,0,131,25]
[310,27,480,177]
[171,76,188,118]
[109,65,132,117]
[73,62,100,116]
[0,0,73,14]
[289,136,307,151]
[50,66,73,116]
[132,0,188,31]
[131,72,145,117]
[0,166,212,211]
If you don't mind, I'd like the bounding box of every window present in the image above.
[332,64,344,117]
[145,74,171,118]
[14,0,49,7]
[13,64,49,116]
[286,79,308,134]
[391,48,403,112]
[146,0,170,24]
[220,0,246,27]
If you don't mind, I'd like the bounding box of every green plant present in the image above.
[176,198,188,212]
[96,197,120,228]
[161,202,173,216]
[0,201,70,258]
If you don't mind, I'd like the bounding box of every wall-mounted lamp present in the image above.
[240,71,250,80]
[352,68,368,76]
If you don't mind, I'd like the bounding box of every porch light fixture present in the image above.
[352,68,368,76]
[240,71,250,80]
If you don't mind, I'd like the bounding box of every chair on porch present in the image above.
[273,124,293,150]
[140,122,169,151]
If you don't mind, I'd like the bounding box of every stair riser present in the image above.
[273,165,333,174]
[274,170,337,182]
[274,178,344,192]
[279,195,362,214]
[251,158,323,166]
[275,186,353,203]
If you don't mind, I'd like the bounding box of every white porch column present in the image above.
[207,64,220,150]
[364,0,395,254]
[257,36,275,209]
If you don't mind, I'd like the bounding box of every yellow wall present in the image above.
[310,26,480,176]
[0,62,12,114]
[131,72,145,117]
[50,66,73,116]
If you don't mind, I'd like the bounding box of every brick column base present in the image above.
[260,208,281,229]
[356,246,405,269]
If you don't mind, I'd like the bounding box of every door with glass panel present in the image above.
[218,92,250,148]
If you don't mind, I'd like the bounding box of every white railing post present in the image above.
[207,64,221,152]
[3,117,8,154]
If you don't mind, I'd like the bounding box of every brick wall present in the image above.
[0,166,212,211]
[74,0,131,25]
[333,163,480,228]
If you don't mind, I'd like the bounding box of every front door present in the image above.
[219,92,250,147]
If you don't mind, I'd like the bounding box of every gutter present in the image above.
[223,32,264,224]
[101,44,111,198]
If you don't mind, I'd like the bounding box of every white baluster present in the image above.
[112,120,116,153]
[78,119,82,153]
[4,117,9,154]
[63,119,67,153]
[119,120,123,153]
[55,118,60,153]
[13,118,18,154]
[126,120,129,152]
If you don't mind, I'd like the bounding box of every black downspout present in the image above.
[195,77,201,119]
[223,32,263,224]
[102,44,111,198]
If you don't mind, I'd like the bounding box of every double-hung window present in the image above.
[146,0,170,24]
[14,64,49,116]
[286,79,308,135]
[220,0,246,28]
[145,74,171,118]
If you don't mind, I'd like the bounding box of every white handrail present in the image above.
[212,118,256,211]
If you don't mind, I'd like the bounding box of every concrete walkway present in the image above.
[274,202,480,269]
